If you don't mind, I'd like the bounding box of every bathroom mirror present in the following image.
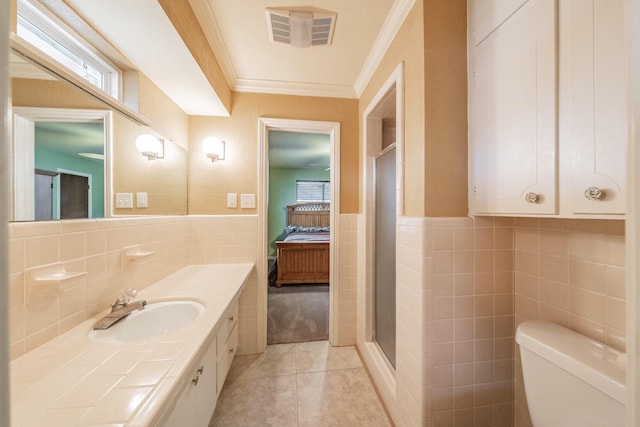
[9,51,188,221]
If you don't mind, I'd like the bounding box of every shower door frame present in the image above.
[359,62,404,415]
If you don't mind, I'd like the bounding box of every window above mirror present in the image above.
[16,0,121,99]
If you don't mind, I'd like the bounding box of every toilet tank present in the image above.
[516,320,626,427]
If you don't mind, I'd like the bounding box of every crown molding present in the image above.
[234,79,357,99]
[353,0,415,97]
[188,0,238,90]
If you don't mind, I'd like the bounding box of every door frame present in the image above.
[358,62,404,414]
[257,118,340,351]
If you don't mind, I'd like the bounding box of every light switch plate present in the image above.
[136,192,148,208]
[240,193,256,208]
[115,193,133,209]
[227,193,237,208]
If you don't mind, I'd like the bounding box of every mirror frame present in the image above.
[11,106,112,221]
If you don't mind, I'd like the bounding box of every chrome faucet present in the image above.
[93,288,147,330]
[111,288,138,312]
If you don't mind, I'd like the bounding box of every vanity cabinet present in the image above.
[469,0,627,217]
[216,299,239,394]
[161,335,218,427]
[162,298,239,426]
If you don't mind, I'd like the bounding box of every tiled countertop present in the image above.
[10,263,254,427]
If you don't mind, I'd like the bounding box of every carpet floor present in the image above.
[267,284,329,345]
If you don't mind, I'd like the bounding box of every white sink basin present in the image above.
[89,300,205,343]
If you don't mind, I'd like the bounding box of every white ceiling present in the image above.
[268,131,329,169]
[63,0,414,116]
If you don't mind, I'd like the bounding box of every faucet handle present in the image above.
[116,288,137,305]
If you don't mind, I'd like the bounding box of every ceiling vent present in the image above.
[266,7,337,48]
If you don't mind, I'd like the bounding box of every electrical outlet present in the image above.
[227,193,237,208]
[115,193,133,208]
[240,193,256,208]
[136,192,148,208]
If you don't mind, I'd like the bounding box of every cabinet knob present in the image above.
[584,187,603,200]
[524,192,538,203]
[229,315,234,322]
[229,347,234,354]
[197,366,204,375]
[192,376,199,386]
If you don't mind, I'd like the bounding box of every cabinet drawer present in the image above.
[216,323,238,395]
[216,300,238,356]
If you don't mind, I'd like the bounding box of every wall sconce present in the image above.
[135,134,164,161]
[202,137,226,162]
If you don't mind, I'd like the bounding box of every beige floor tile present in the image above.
[210,374,298,427]
[235,344,297,379]
[296,368,390,427]
[295,341,362,374]
[211,344,390,427]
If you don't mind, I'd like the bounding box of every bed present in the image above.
[274,202,330,286]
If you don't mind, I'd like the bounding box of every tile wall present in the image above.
[8,213,626,426]
[384,216,515,427]
[336,214,358,346]
[512,218,626,427]
[9,217,191,360]
[429,217,515,427]
[8,214,358,361]
[8,215,261,361]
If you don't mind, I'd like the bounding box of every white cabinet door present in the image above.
[473,0,557,214]
[472,0,528,45]
[161,337,217,427]
[560,0,627,215]
[194,336,218,425]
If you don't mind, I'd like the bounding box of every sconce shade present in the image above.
[202,137,225,162]
[135,134,162,160]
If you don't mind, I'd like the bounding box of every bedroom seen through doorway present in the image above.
[266,130,332,345]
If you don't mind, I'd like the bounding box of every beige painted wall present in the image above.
[188,92,359,214]
[112,114,188,216]
[11,78,104,109]
[359,0,468,217]
[423,0,468,217]
[138,74,189,150]
[359,1,426,217]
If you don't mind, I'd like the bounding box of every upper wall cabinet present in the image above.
[469,0,628,218]
[471,0,557,215]
[559,0,627,215]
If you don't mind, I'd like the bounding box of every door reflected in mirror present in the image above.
[12,107,110,222]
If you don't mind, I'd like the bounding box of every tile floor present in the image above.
[209,341,392,426]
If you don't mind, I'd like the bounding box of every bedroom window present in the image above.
[296,180,330,203]
[16,0,121,98]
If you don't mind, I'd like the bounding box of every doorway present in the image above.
[57,170,91,219]
[258,118,340,351]
[266,130,331,344]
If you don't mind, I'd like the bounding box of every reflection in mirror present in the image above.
[10,52,189,221]
[36,122,105,220]
[12,106,109,221]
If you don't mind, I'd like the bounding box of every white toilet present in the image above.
[516,320,626,427]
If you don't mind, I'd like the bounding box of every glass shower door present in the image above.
[374,146,396,368]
